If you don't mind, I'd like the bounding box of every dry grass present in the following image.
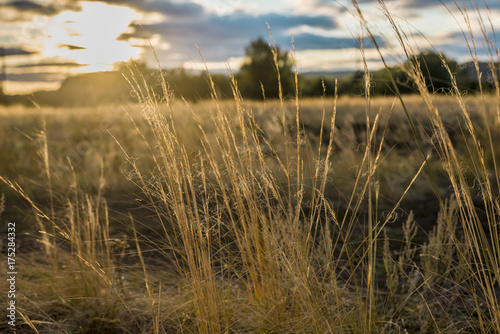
[1,1,500,333]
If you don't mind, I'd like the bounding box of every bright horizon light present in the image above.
[1,0,499,95]
[43,2,140,73]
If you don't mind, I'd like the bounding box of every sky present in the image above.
[1,0,499,94]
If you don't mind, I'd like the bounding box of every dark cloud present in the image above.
[15,61,83,67]
[0,0,203,18]
[283,33,385,50]
[330,0,500,9]
[316,0,500,15]
[92,0,205,17]
[0,0,81,21]
[308,0,386,12]
[118,11,338,63]
[58,43,86,50]
[239,13,336,31]
[444,30,500,47]
[404,0,500,9]
[1,0,59,15]
[115,8,389,71]
[5,72,66,82]
[0,47,36,56]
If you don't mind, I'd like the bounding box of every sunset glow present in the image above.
[1,0,500,94]
[44,2,139,73]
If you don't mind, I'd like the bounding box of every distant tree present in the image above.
[342,51,467,96]
[410,51,458,93]
[301,76,336,97]
[155,68,232,101]
[340,70,366,96]
[370,67,413,95]
[237,38,295,99]
[400,50,491,94]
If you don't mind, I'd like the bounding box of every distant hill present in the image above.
[460,61,499,84]
[0,71,132,107]
[32,71,131,107]
[0,65,233,106]
[1,55,498,107]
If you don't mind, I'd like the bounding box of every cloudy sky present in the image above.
[0,0,499,94]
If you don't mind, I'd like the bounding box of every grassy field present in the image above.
[1,2,500,333]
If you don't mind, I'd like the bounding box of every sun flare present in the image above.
[44,1,140,73]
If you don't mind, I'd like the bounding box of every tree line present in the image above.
[1,38,498,106]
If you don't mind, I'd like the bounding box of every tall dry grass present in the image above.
[352,0,500,332]
[1,0,499,333]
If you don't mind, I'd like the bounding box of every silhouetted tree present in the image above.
[412,51,458,93]
[341,50,482,96]
[237,38,294,99]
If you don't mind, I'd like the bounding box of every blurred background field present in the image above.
[1,91,499,332]
[1,0,500,332]
[2,94,498,215]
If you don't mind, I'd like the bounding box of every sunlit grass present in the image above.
[1,1,500,333]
